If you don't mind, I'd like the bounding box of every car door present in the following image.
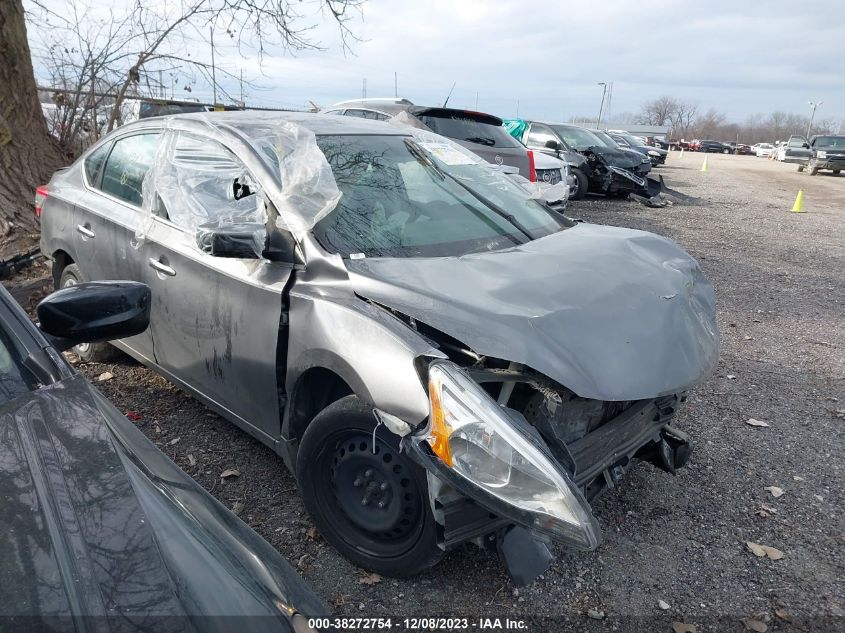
[525,122,565,158]
[140,130,293,442]
[72,131,161,362]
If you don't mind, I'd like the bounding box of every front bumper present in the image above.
[404,393,689,544]
[810,156,845,170]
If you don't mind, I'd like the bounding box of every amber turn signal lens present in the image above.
[428,378,453,468]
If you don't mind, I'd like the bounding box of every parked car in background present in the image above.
[0,281,327,630]
[798,134,845,175]
[588,129,654,175]
[510,121,658,199]
[39,111,718,585]
[728,143,752,155]
[697,140,732,154]
[777,135,812,164]
[755,143,775,157]
[608,131,668,166]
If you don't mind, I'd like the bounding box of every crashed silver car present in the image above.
[39,112,719,585]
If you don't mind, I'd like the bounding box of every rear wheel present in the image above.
[568,168,588,200]
[296,395,442,577]
[58,265,119,362]
[834,170,841,175]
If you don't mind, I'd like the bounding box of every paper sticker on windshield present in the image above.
[417,142,479,165]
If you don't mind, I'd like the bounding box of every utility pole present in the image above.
[475,91,479,110]
[240,68,244,104]
[596,82,607,127]
[362,78,367,99]
[210,26,218,106]
[394,72,397,98]
[807,100,823,138]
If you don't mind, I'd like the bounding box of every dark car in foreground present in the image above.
[608,131,668,166]
[0,281,327,630]
[697,140,732,153]
[39,111,718,586]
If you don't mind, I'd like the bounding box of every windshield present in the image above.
[312,135,568,258]
[0,326,39,405]
[551,125,605,150]
[814,136,845,148]
[415,113,523,148]
[589,131,620,148]
[618,133,644,147]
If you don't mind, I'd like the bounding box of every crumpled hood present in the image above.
[346,223,719,401]
[583,145,643,169]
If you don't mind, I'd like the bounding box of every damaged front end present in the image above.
[401,355,693,584]
[584,149,666,205]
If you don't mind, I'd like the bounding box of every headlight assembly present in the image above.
[422,360,600,549]
[648,150,660,157]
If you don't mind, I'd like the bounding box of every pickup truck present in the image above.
[798,135,845,175]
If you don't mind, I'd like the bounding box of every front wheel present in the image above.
[809,166,819,176]
[723,148,730,154]
[58,264,119,362]
[296,395,443,577]
[568,168,589,200]
[797,165,805,172]
[834,170,841,175]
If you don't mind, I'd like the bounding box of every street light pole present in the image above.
[807,100,823,138]
[596,82,607,127]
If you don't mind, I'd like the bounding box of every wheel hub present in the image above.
[330,434,419,539]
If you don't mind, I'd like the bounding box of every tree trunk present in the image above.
[0,0,66,259]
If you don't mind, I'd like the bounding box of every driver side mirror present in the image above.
[545,139,562,151]
[802,142,810,149]
[37,282,150,352]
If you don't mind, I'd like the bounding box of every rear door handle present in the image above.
[148,258,176,276]
[76,224,95,239]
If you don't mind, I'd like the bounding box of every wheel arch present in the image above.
[51,249,75,288]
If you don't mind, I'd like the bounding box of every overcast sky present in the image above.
[30,0,844,124]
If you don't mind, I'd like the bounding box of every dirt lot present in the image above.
[6,153,844,631]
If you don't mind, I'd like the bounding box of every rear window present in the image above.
[83,143,110,185]
[416,112,522,148]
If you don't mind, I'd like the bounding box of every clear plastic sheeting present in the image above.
[232,119,342,233]
[508,174,570,205]
[137,114,343,257]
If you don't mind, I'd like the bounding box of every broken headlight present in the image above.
[424,360,599,549]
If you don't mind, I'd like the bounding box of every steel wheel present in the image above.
[296,395,442,576]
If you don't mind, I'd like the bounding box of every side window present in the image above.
[525,123,558,149]
[83,143,110,186]
[157,132,265,233]
[345,109,383,120]
[100,134,159,206]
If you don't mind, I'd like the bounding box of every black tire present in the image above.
[809,166,819,176]
[834,170,841,175]
[723,148,730,154]
[797,165,805,172]
[568,168,588,200]
[58,264,119,362]
[296,395,443,577]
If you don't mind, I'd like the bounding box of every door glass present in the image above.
[525,124,558,149]
[153,132,267,256]
[0,328,39,405]
[100,134,159,206]
[84,142,110,186]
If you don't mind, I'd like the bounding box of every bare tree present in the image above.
[635,96,679,127]
[0,0,364,259]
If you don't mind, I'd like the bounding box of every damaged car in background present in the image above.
[507,120,665,203]
[39,112,719,586]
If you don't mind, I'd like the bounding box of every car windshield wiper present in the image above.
[404,138,534,241]
[464,136,495,146]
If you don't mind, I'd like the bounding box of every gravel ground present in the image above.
[6,153,844,632]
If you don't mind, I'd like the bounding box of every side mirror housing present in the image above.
[545,139,562,151]
[196,222,265,259]
[37,282,151,351]
[802,142,810,149]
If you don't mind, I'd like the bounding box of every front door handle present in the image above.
[148,258,176,277]
[76,224,95,239]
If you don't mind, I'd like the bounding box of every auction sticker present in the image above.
[417,142,478,165]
